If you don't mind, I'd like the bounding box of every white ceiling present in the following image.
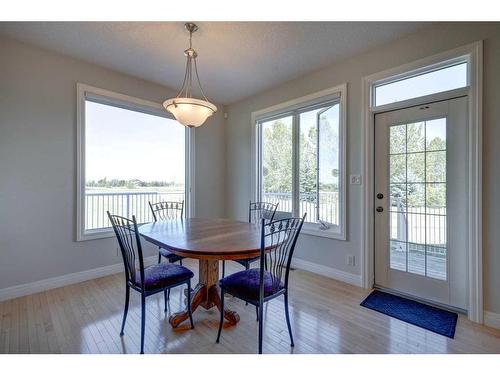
[0,22,429,104]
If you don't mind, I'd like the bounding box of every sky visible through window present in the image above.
[85,101,185,184]
[375,63,467,106]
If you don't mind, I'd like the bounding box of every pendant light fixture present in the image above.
[163,22,217,128]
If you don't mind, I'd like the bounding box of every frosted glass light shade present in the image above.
[163,97,217,127]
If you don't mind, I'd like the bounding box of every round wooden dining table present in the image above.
[139,218,262,328]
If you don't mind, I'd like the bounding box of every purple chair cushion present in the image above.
[135,263,193,291]
[220,268,284,301]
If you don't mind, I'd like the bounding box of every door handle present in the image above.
[376,206,384,213]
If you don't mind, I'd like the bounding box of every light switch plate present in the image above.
[350,174,362,185]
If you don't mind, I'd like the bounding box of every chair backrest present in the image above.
[248,201,278,224]
[107,212,145,287]
[259,214,306,296]
[149,200,184,222]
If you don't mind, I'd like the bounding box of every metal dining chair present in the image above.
[221,201,278,278]
[108,212,194,354]
[216,214,306,354]
[149,201,186,266]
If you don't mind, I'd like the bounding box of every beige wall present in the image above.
[224,22,500,314]
[0,36,225,290]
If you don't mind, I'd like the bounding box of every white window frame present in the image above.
[361,41,483,323]
[76,83,195,241]
[251,84,347,240]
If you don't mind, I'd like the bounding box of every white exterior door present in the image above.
[374,97,468,310]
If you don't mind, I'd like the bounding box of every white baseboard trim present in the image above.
[0,256,157,302]
[484,310,500,330]
[291,258,362,287]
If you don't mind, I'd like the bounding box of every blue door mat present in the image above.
[360,290,458,338]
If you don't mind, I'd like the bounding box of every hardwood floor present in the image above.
[1,259,499,354]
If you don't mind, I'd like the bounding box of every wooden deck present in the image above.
[1,259,499,354]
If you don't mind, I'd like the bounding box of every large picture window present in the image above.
[255,85,346,239]
[77,84,193,240]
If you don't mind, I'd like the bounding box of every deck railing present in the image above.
[85,191,184,230]
[262,192,339,225]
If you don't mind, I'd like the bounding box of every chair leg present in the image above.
[120,285,130,336]
[140,294,146,354]
[164,289,168,312]
[158,252,162,264]
[167,288,171,301]
[222,261,225,278]
[245,263,250,305]
[216,286,224,343]
[187,280,194,329]
[284,292,294,347]
[180,259,183,266]
[256,305,259,321]
[258,300,264,354]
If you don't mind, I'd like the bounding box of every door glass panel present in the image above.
[407,213,426,276]
[390,184,406,213]
[390,154,406,183]
[388,118,447,280]
[390,239,407,272]
[261,116,293,214]
[406,122,425,152]
[407,183,425,214]
[390,124,406,154]
[426,118,447,151]
[426,151,446,182]
[407,153,425,182]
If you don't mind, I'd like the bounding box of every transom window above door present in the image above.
[374,61,468,107]
[254,85,346,239]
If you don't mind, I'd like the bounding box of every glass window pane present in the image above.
[407,153,425,182]
[299,109,318,222]
[298,104,341,225]
[426,118,447,151]
[426,183,446,215]
[390,211,407,242]
[85,101,185,230]
[426,151,446,182]
[390,154,406,183]
[318,104,340,225]
[426,246,447,280]
[408,242,426,276]
[390,124,406,154]
[407,122,425,153]
[407,213,426,276]
[390,240,407,272]
[426,214,447,248]
[375,63,467,106]
[407,183,425,214]
[390,184,406,213]
[261,116,293,213]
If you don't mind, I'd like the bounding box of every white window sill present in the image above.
[77,228,114,242]
[301,224,346,240]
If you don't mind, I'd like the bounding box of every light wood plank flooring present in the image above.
[1,259,499,354]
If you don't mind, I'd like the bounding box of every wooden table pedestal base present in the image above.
[168,259,240,328]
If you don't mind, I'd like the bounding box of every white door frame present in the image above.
[360,41,483,323]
